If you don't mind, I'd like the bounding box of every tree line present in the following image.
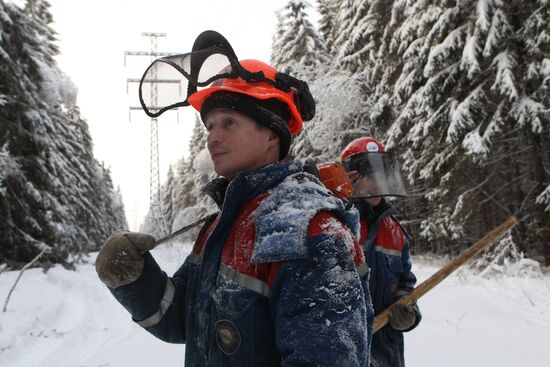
[150,0,549,266]
[0,0,127,268]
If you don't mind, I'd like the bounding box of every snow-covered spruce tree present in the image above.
[142,167,176,239]
[317,0,338,54]
[0,0,127,266]
[330,0,359,59]
[271,8,286,67]
[270,0,330,77]
[333,0,388,74]
[161,165,176,230]
[271,0,368,163]
[371,0,550,261]
[111,186,126,230]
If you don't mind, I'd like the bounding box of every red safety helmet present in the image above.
[340,136,385,162]
[318,163,354,198]
[188,59,303,137]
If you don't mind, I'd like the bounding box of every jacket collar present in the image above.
[353,198,395,226]
[202,161,303,209]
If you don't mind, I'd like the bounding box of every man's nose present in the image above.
[207,126,222,145]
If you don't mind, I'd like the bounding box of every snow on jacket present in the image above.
[355,199,421,367]
[108,161,374,366]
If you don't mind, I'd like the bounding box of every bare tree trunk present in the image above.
[507,144,527,253]
[529,131,550,266]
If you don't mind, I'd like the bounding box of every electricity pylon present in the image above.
[125,32,178,236]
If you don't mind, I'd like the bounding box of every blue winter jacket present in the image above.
[108,161,374,366]
[355,199,421,367]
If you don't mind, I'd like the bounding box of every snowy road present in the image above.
[1,242,548,367]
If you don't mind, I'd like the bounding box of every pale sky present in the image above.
[48,0,300,230]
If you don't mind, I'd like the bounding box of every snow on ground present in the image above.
[0,243,190,367]
[0,243,549,367]
[406,258,550,367]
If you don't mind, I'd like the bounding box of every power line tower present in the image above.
[125,32,178,236]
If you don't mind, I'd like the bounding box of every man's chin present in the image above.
[213,164,235,179]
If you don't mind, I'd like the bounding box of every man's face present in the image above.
[205,108,279,179]
[347,170,383,206]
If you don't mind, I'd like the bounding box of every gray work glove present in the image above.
[388,303,417,331]
[95,231,156,288]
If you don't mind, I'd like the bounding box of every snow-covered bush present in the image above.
[468,232,543,279]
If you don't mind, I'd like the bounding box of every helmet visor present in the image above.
[342,152,407,198]
[139,46,239,117]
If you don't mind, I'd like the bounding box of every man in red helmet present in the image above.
[95,31,373,366]
[340,137,421,367]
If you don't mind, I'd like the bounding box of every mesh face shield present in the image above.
[137,30,315,123]
[342,152,407,199]
[139,46,240,117]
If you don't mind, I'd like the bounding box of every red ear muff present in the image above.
[295,83,315,121]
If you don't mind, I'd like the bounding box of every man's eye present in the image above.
[348,171,360,183]
[223,119,235,128]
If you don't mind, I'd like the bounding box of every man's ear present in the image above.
[267,131,280,147]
